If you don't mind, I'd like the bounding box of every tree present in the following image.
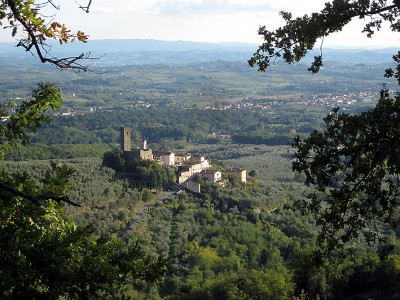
[0,83,82,206]
[102,146,125,172]
[0,82,62,152]
[249,0,400,247]
[248,170,257,178]
[292,95,400,248]
[249,0,400,83]
[135,159,169,190]
[0,164,167,298]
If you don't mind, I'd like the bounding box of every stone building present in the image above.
[153,150,175,166]
[120,126,153,165]
[200,169,222,183]
[227,168,247,183]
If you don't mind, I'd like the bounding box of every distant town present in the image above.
[54,89,381,118]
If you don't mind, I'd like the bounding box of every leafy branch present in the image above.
[249,0,400,83]
[4,0,95,71]
[0,83,81,207]
[291,92,400,248]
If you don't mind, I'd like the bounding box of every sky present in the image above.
[1,0,399,48]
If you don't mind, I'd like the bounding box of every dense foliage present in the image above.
[121,145,400,299]
[0,160,167,298]
[292,92,400,248]
[4,125,400,299]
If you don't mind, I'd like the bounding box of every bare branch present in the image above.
[77,0,92,13]
[35,0,60,10]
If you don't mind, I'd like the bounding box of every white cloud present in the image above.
[0,0,398,47]
[88,0,274,16]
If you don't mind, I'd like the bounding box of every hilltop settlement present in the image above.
[120,126,247,193]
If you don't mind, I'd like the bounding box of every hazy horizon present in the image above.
[0,37,398,51]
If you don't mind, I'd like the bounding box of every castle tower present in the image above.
[120,126,131,152]
[139,139,147,150]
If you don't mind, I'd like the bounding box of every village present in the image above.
[120,126,247,193]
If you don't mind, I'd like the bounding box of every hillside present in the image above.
[2,38,400,299]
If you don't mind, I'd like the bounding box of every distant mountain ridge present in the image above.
[0,39,397,66]
[0,39,257,53]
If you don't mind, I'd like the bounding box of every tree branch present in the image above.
[364,4,398,16]
[0,181,81,207]
[77,0,92,13]
[7,0,93,71]
[250,2,400,72]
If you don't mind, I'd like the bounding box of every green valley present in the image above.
[1,41,400,298]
